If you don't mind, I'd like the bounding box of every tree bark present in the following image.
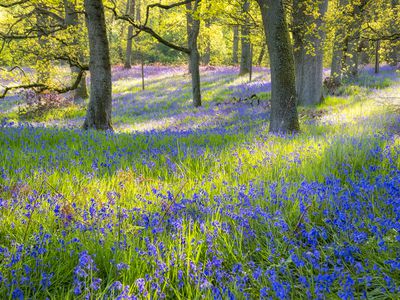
[239,0,251,75]
[83,0,113,130]
[232,25,239,65]
[203,20,211,65]
[388,0,399,66]
[257,43,266,66]
[330,0,347,85]
[375,40,380,74]
[343,3,364,79]
[64,0,88,101]
[124,0,135,69]
[359,39,370,65]
[186,2,193,73]
[188,1,201,107]
[344,37,359,78]
[292,0,328,106]
[36,4,50,84]
[257,0,299,133]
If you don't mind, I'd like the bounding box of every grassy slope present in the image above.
[0,66,399,299]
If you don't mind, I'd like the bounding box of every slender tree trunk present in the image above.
[136,0,142,66]
[293,0,328,106]
[137,0,144,89]
[124,0,135,69]
[188,1,201,107]
[186,2,193,73]
[83,0,113,130]
[331,36,344,84]
[359,39,370,65]
[257,43,266,66]
[239,0,251,75]
[64,0,88,101]
[36,4,50,85]
[388,46,399,66]
[257,0,299,133]
[375,40,380,74]
[389,0,399,66]
[343,3,364,79]
[330,0,348,85]
[344,37,360,78]
[232,25,239,65]
[203,20,211,65]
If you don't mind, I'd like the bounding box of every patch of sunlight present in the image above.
[117,116,179,133]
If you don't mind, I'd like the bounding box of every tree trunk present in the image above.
[239,0,251,75]
[232,25,239,65]
[257,43,266,66]
[188,1,201,107]
[136,0,142,66]
[186,2,193,73]
[343,3,364,79]
[375,40,380,74]
[124,0,135,69]
[203,20,211,65]
[359,39,370,65]
[292,0,328,106]
[64,0,88,101]
[36,4,50,85]
[330,0,347,85]
[344,38,359,78]
[389,0,399,66]
[83,0,113,131]
[257,0,299,133]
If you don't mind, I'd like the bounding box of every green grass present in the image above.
[0,68,399,299]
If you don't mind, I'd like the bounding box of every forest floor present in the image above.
[0,65,399,299]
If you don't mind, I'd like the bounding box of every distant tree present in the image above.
[124,0,136,69]
[64,0,89,101]
[292,0,328,106]
[202,0,212,65]
[330,0,349,85]
[83,0,113,130]
[257,0,299,133]
[232,25,239,64]
[239,0,251,75]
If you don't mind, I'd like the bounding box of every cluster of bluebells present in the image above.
[0,130,399,298]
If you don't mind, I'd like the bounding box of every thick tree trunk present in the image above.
[292,0,328,106]
[232,25,239,65]
[124,0,135,69]
[239,0,251,75]
[64,0,88,101]
[257,0,299,133]
[188,2,201,107]
[83,0,113,130]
